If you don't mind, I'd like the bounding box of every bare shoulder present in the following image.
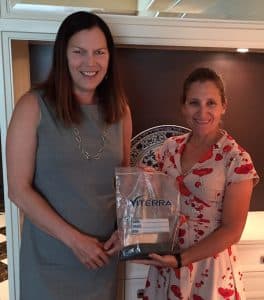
[122,104,132,128]
[123,104,132,120]
[124,103,131,114]
[9,91,40,127]
[14,91,39,113]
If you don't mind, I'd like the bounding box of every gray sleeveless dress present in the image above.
[20,92,123,300]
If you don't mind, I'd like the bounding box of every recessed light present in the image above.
[237,48,249,53]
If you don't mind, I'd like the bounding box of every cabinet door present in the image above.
[237,243,264,272]
[125,262,149,279]
[125,278,146,300]
[243,272,264,299]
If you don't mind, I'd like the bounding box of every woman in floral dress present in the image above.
[138,67,259,300]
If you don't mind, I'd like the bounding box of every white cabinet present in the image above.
[243,272,264,300]
[237,241,264,299]
[125,263,148,300]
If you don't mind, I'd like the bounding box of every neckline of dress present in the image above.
[179,130,227,176]
[185,129,227,149]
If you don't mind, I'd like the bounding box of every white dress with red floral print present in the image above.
[143,131,259,300]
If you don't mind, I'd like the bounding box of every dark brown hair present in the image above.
[182,67,226,105]
[38,11,127,126]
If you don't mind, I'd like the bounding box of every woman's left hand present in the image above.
[104,230,121,256]
[133,253,177,268]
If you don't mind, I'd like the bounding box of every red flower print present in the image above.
[159,269,164,276]
[179,144,185,154]
[197,229,204,236]
[195,181,201,188]
[188,263,193,274]
[192,168,213,177]
[171,285,183,299]
[175,137,185,143]
[179,214,188,225]
[238,144,245,152]
[234,163,253,174]
[179,238,184,244]
[227,134,233,140]
[177,176,191,196]
[178,228,186,237]
[179,182,191,196]
[158,162,164,171]
[169,155,176,166]
[198,147,213,163]
[223,145,232,152]
[218,287,234,298]
[174,268,180,279]
[193,196,211,207]
[195,282,202,288]
[235,289,241,300]
[215,153,223,161]
[145,280,150,288]
[193,294,204,300]
[198,218,210,224]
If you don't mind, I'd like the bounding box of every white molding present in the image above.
[0,30,19,300]
[0,18,60,33]
[104,15,264,49]
[1,15,264,49]
[0,0,8,18]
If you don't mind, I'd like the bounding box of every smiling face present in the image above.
[66,27,110,103]
[182,80,227,137]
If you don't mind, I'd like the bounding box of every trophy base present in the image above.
[119,242,175,260]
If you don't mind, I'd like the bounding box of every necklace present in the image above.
[72,118,108,160]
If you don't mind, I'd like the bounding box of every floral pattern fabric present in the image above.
[143,131,259,300]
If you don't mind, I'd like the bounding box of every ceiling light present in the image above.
[237,48,249,53]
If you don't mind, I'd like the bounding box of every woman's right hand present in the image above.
[70,232,110,269]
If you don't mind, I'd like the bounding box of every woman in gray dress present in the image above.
[6,11,132,300]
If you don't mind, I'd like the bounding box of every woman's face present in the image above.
[66,27,110,100]
[182,80,226,137]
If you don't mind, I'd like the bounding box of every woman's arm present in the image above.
[180,179,253,266]
[135,179,254,268]
[6,93,109,269]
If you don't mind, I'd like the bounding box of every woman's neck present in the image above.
[188,129,223,148]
